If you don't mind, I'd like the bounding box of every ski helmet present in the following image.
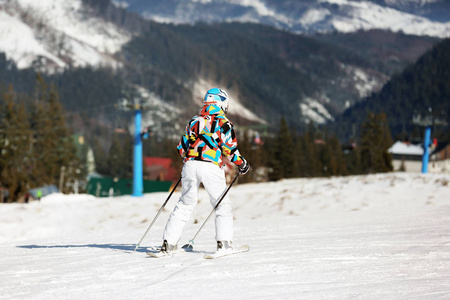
[204,88,229,113]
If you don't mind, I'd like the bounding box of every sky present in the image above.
[1,172,449,299]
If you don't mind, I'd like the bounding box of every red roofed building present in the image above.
[144,157,179,183]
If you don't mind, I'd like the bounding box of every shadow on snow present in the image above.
[16,243,152,253]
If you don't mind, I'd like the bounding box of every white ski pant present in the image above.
[163,160,233,245]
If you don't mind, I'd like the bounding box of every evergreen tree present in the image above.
[92,139,109,175]
[317,129,331,177]
[323,133,346,176]
[302,122,321,177]
[107,133,127,178]
[268,139,281,181]
[30,75,53,185]
[104,132,133,179]
[379,113,394,171]
[122,133,133,179]
[294,133,307,177]
[343,140,362,175]
[48,83,81,192]
[30,75,81,192]
[0,85,32,202]
[360,113,393,173]
[269,118,298,180]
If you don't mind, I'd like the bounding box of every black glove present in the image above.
[238,158,250,175]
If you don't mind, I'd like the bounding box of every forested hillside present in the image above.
[0,0,440,133]
[314,30,439,76]
[333,38,450,141]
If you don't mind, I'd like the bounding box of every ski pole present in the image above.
[182,172,240,251]
[134,177,181,252]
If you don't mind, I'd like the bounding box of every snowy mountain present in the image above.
[117,0,450,38]
[0,0,267,128]
[2,0,445,74]
[0,0,130,72]
[2,172,450,298]
[0,0,444,136]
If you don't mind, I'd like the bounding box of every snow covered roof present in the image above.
[388,141,423,156]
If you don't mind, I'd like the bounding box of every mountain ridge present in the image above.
[0,0,443,139]
[116,0,450,38]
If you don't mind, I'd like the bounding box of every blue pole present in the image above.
[421,126,431,174]
[133,109,143,196]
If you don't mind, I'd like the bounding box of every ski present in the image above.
[203,245,250,259]
[146,245,250,258]
[146,251,173,258]
[146,247,180,258]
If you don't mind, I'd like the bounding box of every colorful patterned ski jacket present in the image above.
[177,104,246,168]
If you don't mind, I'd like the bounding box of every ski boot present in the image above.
[217,241,234,253]
[160,240,177,254]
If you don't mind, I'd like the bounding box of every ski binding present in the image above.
[203,245,250,259]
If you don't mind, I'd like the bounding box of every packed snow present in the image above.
[1,172,449,299]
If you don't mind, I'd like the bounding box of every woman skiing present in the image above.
[160,88,250,254]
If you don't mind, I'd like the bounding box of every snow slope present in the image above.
[1,172,449,299]
[0,0,130,71]
[318,0,450,37]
